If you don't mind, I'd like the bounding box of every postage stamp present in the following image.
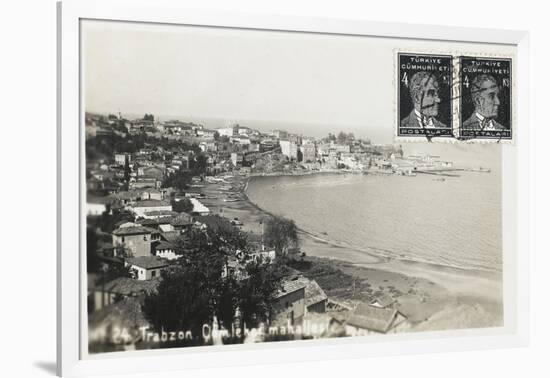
[397,53,453,139]
[459,57,512,140]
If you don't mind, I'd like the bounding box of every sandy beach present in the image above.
[199,173,503,332]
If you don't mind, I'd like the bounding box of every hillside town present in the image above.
[86,112,465,353]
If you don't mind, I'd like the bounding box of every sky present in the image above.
[82,20,516,143]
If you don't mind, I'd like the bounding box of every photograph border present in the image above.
[58,1,530,376]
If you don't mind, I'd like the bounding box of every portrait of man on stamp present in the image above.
[462,74,506,130]
[398,53,452,137]
[400,71,447,129]
[460,57,512,140]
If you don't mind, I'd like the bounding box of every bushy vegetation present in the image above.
[142,226,286,339]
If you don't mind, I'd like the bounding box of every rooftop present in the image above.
[370,293,396,308]
[171,213,194,227]
[275,277,307,299]
[142,210,177,217]
[133,200,171,208]
[100,277,160,296]
[160,231,182,243]
[346,303,403,333]
[137,216,174,226]
[112,226,152,236]
[301,277,328,307]
[126,256,170,269]
[154,241,175,251]
[136,218,159,227]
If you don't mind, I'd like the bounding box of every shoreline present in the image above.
[243,174,501,273]
[201,172,503,331]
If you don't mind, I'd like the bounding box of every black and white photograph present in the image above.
[83,19,513,356]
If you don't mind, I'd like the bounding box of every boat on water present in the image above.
[223,198,241,202]
[470,167,491,173]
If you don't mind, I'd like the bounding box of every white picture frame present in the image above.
[57,0,530,376]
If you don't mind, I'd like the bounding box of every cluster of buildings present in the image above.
[87,112,456,180]
[86,113,410,177]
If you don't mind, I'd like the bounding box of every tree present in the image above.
[336,131,346,144]
[215,275,239,330]
[143,227,238,335]
[123,155,131,182]
[189,153,208,175]
[101,258,133,283]
[171,198,193,213]
[237,257,284,333]
[142,264,213,337]
[90,209,134,234]
[263,216,300,259]
[142,225,284,339]
[162,169,192,191]
[297,149,303,163]
[86,226,100,274]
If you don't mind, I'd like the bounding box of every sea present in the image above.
[245,144,502,273]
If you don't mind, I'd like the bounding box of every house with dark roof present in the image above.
[112,225,153,257]
[298,277,328,314]
[113,190,140,205]
[345,303,407,335]
[272,277,307,326]
[171,213,194,232]
[125,256,170,280]
[136,217,165,228]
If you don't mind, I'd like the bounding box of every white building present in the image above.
[125,256,169,281]
[279,140,298,160]
[189,198,210,215]
[115,153,131,166]
[132,200,172,218]
[216,127,235,137]
[230,135,251,145]
[154,241,179,260]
